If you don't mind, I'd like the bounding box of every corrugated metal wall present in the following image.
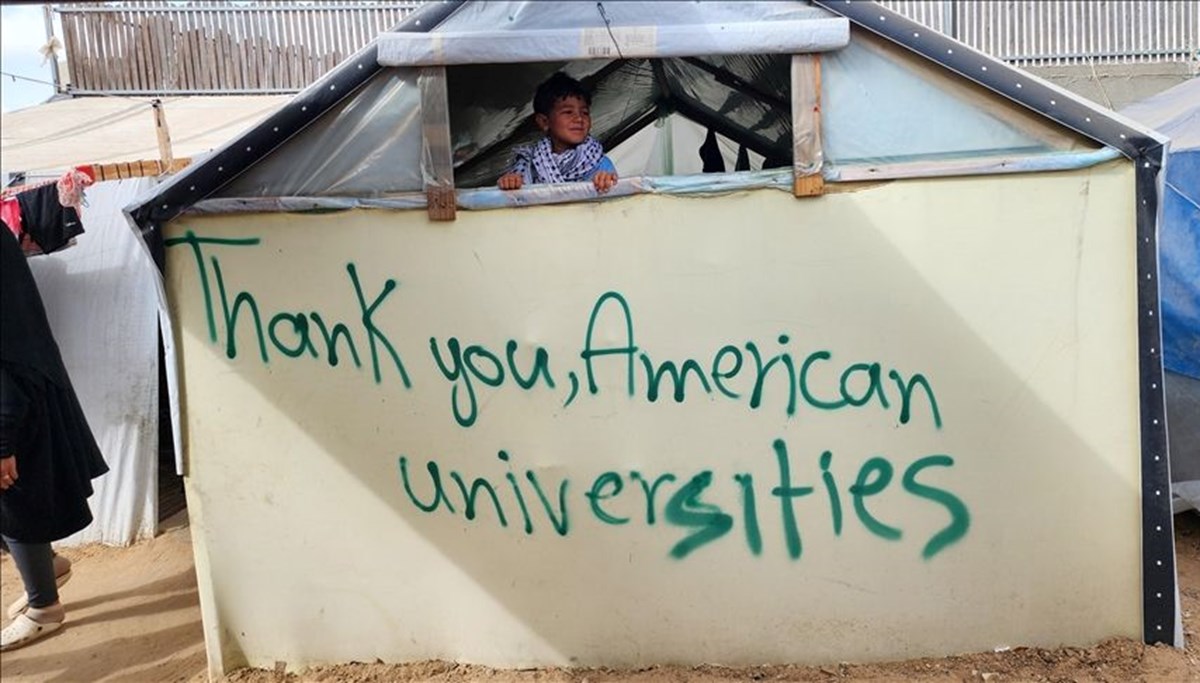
[880,0,1199,66]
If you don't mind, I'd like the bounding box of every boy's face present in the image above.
[537,95,591,153]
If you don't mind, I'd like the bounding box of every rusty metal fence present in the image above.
[880,0,1199,66]
[54,1,421,95]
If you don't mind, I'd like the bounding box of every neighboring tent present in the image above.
[122,1,1182,674]
[1121,78,1200,512]
[18,178,164,545]
[0,95,288,545]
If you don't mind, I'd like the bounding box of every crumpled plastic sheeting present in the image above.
[828,147,1122,182]
[192,145,1124,217]
[189,170,794,216]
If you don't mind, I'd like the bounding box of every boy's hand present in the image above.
[498,173,524,190]
[592,171,618,193]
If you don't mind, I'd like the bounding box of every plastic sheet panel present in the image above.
[220,68,425,197]
[821,29,1098,167]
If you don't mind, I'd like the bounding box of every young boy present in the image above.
[498,73,618,193]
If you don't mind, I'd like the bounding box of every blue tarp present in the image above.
[1123,79,1200,380]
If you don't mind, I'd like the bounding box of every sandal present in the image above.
[0,613,63,652]
[6,556,72,619]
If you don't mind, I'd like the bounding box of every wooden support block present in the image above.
[793,173,825,197]
[426,186,457,221]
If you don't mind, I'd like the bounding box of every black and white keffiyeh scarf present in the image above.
[510,136,605,184]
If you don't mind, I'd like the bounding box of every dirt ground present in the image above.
[1,513,1198,683]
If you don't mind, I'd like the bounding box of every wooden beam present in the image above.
[151,99,176,169]
[791,53,825,198]
[420,66,456,221]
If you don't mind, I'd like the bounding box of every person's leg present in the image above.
[5,548,72,619]
[2,538,63,622]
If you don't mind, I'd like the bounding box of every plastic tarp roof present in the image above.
[1122,78,1200,381]
[216,1,1099,199]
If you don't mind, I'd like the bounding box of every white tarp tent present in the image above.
[27,178,164,545]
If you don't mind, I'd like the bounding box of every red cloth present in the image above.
[0,196,21,238]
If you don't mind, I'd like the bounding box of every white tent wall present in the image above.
[28,178,162,546]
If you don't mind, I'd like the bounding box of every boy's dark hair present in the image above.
[533,73,591,116]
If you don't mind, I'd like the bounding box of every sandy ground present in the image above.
[1,512,1198,683]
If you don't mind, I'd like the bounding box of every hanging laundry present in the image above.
[57,166,95,210]
[2,167,95,255]
[16,184,84,255]
[699,128,725,174]
[735,145,751,172]
[0,197,21,239]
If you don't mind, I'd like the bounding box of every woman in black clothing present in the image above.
[0,224,107,651]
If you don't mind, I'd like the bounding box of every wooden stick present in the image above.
[151,99,175,169]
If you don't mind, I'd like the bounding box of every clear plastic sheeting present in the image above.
[207,2,1107,202]
[419,66,454,191]
[821,30,1098,167]
[220,69,424,198]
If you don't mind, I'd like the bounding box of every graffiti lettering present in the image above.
[397,438,970,561]
[165,231,411,387]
